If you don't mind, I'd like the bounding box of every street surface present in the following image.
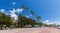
[0,27,60,33]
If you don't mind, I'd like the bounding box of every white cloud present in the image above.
[9,8,17,20]
[43,20,60,25]
[43,20,49,23]
[30,15,32,16]
[0,9,10,15]
[5,12,9,15]
[0,8,23,20]
[0,9,5,12]
[9,8,23,20]
[16,8,23,13]
[9,8,23,13]
[10,13,18,20]
[26,15,29,18]
[9,8,16,13]
[46,22,55,25]
[12,2,16,5]
[46,22,60,25]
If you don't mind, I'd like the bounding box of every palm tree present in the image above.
[30,10,35,19]
[22,5,29,17]
[36,15,41,22]
[30,10,35,15]
[22,5,28,10]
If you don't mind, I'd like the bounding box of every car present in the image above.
[24,25,32,28]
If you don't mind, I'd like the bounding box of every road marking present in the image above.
[32,30,40,33]
[54,29,59,33]
[55,30,58,33]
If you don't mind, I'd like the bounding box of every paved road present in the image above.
[0,27,60,33]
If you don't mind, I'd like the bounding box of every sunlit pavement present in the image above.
[0,27,60,33]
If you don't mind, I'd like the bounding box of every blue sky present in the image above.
[0,0,60,24]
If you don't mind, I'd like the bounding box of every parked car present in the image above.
[24,25,32,28]
[35,25,40,28]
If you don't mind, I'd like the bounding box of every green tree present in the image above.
[35,22,43,27]
[5,15,13,26]
[23,18,36,26]
[0,12,13,27]
[18,14,23,27]
[18,14,36,27]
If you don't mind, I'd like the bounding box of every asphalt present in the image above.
[0,27,60,33]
